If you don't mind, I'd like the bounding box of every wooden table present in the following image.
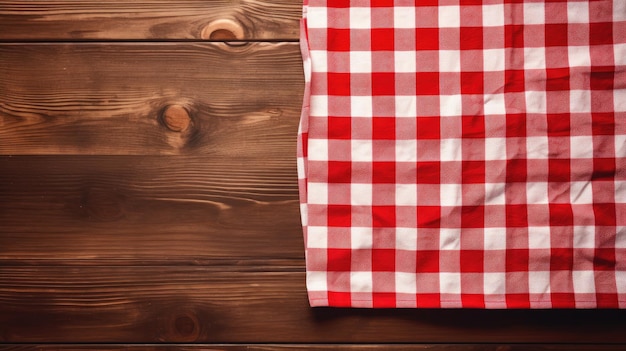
[1,1,625,350]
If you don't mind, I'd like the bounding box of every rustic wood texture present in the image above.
[1,1,625,350]
[1,268,626,344]
[0,43,303,156]
[0,0,301,41]
[3,346,626,351]
[0,155,302,263]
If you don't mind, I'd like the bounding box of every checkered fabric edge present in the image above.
[297,0,626,308]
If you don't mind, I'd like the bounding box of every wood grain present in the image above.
[2,2,624,349]
[0,0,300,41]
[0,155,302,263]
[2,345,626,351]
[0,43,303,155]
[1,267,626,344]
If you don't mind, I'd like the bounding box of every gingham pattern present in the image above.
[297,0,626,308]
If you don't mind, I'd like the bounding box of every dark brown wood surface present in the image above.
[1,1,625,350]
[2,346,626,351]
[0,43,302,155]
[0,0,301,41]
[0,155,302,263]
[1,267,626,344]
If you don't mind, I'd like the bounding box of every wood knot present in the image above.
[81,186,125,221]
[175,315,196,336]
[160,104,191,132]
[201,19,245,40]
[166,310,201,342]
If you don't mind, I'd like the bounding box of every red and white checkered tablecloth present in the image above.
[297,0,626,308]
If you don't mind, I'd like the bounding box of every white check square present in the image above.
[310,95,328,117]
[308,139,329,161]
[573,270,596,294]
[439,50,461,72]
[396,272,417,293]
[351,140,373,162]
[528,226,551,249]
[396,228,418,251]
[528,271,551,294]
[482,5,504,27]
[394,6,416,28]
[351,183,372,206]
[438,6,460,28]
[440,183,462,207]
[439,272,461,294]
[351,96,373,117]
[351,227,373,249]
[567,2,589,23]
[484,228,506,250]
[568,46,591,67]
[351,271,373,293]
[307,270,328,291]
[439,95,462,117]
[307,226,328,248]
[307,7,328,28]
[350,7,371,29]
[525,91,547,113]
[484,273,506,294]
[523,3,545,25]
[308,182,329,205]
[350,51,372,73]
[396,183,417,206]
[394,51,416,73]
[310,50,328,72]
[524,47,546,69]
[570,90,591,113]
[483,49,505,71]
[573,226,595,249]
[395,139,417,162]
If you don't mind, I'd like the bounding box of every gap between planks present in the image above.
[2,344,626,351]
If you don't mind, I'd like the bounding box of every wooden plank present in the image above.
[0,155,302,263]
[1,267,626,344]
[0,0,300,41]
[0,43,303,155]
[2,345,626,351]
